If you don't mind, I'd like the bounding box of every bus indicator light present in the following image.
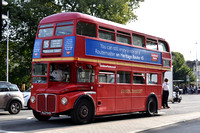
[66,51,71,54]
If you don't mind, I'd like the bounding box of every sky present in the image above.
[127,0,200,61]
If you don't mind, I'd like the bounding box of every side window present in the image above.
[0,85,9,92]
[77,65,95,83]
[76,22,96,37]
[146,39,157,50]
[147,73,158,84]
[98,27,115,41]
[117,31,131,45]
[132,34,145,47]
[158,41,169,52]
[117,71,131,84]
[133,73,145,84]
[9,85,18,91]
[98,71,115,83]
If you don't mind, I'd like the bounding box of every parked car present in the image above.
[0,81,24,114]
[23,88,31,109]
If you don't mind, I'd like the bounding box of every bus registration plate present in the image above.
[41,111,52,116]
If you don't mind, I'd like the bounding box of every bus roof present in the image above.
[40,12,166,41]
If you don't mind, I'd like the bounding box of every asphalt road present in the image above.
[140,118,200,133]
[0,95,200,133]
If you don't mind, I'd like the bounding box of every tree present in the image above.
[172,52,196,83]
[0,0,144,87]
[0,0,61,87]
[58,0,144,24]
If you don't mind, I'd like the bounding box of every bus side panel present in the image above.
[96,84,115,115]
[132,85,146,110]
[116,84,132,112]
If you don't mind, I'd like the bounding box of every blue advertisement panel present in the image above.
[33,39,42,58]
[63,36,76,57]
[86,39,162,65]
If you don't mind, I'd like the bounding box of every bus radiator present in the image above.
[37,94,56,113]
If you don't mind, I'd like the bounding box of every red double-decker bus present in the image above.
[30,12,171,124]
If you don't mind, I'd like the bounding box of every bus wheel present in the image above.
[71,99,94,124]
[33,110,51,121]
[146,97,157,116]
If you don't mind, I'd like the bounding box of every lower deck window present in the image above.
[147,73,158,84]
[99,71,115,83]
[117,71,131,84]
[77,66,95,83]
[133,73,145,84]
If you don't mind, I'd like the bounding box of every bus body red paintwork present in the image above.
[31,12,171,123]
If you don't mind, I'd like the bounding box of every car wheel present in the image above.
[71,99,94,124]
[8,101,21,114]
[33,110,51,121]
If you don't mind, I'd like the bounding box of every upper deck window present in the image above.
[117,31,131,45]
[76,21,96,37]
[38,28,54,38]
[99,26,115,41]
[146,39,157,50]
[132,34,145,47]
[56,21,73,36]
[158,41,169,52]
[38,24,54,38]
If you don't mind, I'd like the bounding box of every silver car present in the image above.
[0,81,24,114]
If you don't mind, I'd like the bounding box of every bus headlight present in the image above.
[31,96,36,103]
[61,97,68,105]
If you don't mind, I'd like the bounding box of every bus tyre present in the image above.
[8,101,21,114]
[33,110,51,121]
[146,97,157,116]
[71,99,94,124]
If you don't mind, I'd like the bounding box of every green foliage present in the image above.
[58,0,144,24]
[172,52,196,83]
[0,0,61,87]
[0,0,144,87]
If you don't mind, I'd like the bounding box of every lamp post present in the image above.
[6,9,9,82]
[196,42,198,93]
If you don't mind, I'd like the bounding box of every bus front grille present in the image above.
[37,94,56,113]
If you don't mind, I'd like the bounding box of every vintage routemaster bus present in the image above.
[30,12,171,124]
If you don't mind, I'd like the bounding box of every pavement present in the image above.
[33,111,200,133]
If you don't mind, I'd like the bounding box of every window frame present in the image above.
[117,71,131,84]
[133,72,146,84]
[146,38,158,50]
[132,34,145,47]
[76,21,97,38]
[98,70,115,83]
[117,31,131,45]
[98,26,115,41]
[146,73,158,85]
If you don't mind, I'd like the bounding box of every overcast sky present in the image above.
[127,0,200,61]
